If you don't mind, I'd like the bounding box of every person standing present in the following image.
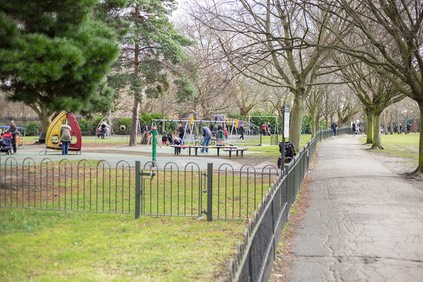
[223,125,228,140]
[267,122,271,136]
[262,123,267,135]
[161,131,168,145]
[200,125,212,153]
[5,120,20,154]
[239,124,245,140]
[60,123,72,155]
[178,123,185,145]
[406,123,411,134]
[331,122,338,139]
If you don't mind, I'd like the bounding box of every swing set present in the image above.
[151,117,245,147]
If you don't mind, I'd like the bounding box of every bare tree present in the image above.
[175,10,238,119]
[191,0,344,151]
[322,0,423,175]
[335,55,405,148]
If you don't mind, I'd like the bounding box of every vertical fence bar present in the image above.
[135,161,141,219]
[207,163,213,222]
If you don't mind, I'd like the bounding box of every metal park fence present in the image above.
[228,127,351,282]
[0,158,279,221]
[0,158,134,214]
[135,161,279,220]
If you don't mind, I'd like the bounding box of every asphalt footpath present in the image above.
[285,135,423,282]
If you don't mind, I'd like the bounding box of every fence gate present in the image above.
[135,161,280,221]
[135,161,210,220]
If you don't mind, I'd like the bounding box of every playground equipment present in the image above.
[151,117,251,147]
[45,112,82,154]
[248,115,282,145]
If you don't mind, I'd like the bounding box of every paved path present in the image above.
[286,136,423,281]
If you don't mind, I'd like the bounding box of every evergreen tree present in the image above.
[0,0,120,132]
[96,0,193,146]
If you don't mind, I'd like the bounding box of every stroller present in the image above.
[277,141,296,168]
[1,132,13,155]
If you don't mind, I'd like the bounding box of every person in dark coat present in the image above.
[178,123,185,145]
[331,122,338,139]
[200,126,212,153]
[239,125,245,140]
[5,120,20,154]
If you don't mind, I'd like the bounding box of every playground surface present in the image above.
[272,135,423,282]
[1,138,276,170]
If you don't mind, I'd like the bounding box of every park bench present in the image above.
[223,147,247,158]
[170,145,195,155]
[170,145,241,157]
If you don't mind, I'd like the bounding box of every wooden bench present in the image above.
[170,145,195,156]
[170,145,238,156]
[223,147,247,158]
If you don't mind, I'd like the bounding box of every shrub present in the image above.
[77,118,90,135]
[302,115,312,134]
[21,121,40,136]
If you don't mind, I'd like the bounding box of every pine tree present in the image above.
[0,0,120,132]
[96,0,193,146]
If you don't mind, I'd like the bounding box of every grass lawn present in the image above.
[0,209,245,281]
[244,134,312,157]
[0,133,312,281]
[360,133,419,166]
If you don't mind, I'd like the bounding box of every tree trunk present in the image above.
[382,112,387,135]
[312,112,319,137]
[129,23,140,147]
[129,99,139,146]
[29,103,51,133]
[40,107,51,134]
[309,108,316,137]
[366,113,373,144]
[289,93,304,152]
[389,111,393,134]
[371,113,383,149]
[411,104,423,176]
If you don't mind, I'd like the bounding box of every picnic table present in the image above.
[170,145,247,158]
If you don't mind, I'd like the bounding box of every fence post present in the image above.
[259,132,263,146]
[135,161,141,219]
[207,163,213,222]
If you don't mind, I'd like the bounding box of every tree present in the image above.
[191,0,344,151]
[96,0,193,146]
[335,56,404,148]
[175,11,240,119]
[323,0,423,175]
[0,0,120,132]
[305,85,326,136]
